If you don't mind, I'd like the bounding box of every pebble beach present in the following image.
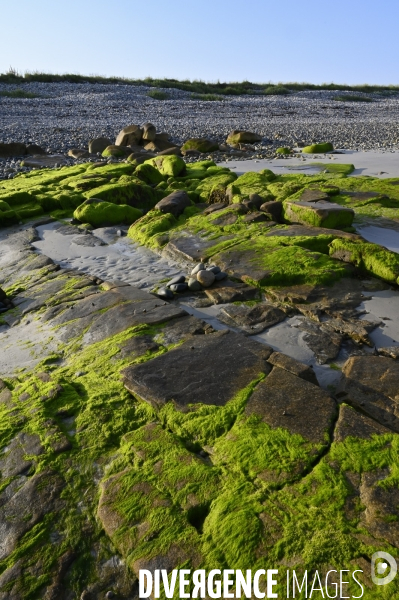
[1,82,399,175]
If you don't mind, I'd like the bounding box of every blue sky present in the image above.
[1,0,398,84]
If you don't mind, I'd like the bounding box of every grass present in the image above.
[334,94,374,102]
[263,85,291,95]
[0,89,39,98]
[1,68,399,96]
[190,93,223,101]
[147,90,170,100]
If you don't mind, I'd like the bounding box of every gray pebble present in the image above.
[188,277,202,291]
[214,271,228,281]
[169,283,188,293]
[197,270,215,287]
[191,263,205,276]
[156,287,174,300]
[167,275,186,287]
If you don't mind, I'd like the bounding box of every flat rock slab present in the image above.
[334,404,392,442]
[204,280,260,304]
[245,367,336,444]
[295,319,342,364]
[284,200,355,229]
[153,315,213,345]
[163,231,236,263]
[0,470,64,561]
[21,155,68,168]
[338,356,399,432]
[264,224,360,240]
[219,302,286,334]
[0,433,44,478]
[267,351,319,385]
[299,189,330,202]
[82,301,186,345]
[122,330,272,409]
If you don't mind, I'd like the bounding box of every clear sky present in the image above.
[1,0,398,85]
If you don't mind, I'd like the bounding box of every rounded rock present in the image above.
[169,283,188,293]
[191,263,205,276]
[197,270,215,287]
[214,271,228,281]
[166,275,186,287]
[188,277,202,291]
[156,287,174,300]
[207,265,221,274]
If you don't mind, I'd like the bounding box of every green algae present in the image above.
[181,139,219,153]
[73,200,142,227]
[144,155,186,177]
[310,162,355,175]
[276,147,291,155]
[83,180,160,210]
[284,200,354,229]
[134,163,165,185]
[302,142,334,153]
[227,169,276,199]
[329,237,399,283]
[194,172,237,202]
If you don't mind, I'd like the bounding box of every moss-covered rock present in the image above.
[284,200,354,229]
[73,199,142,227]
[101,145,131,157]
[227,170,276,200]
[226,130,262,145]
[134,163,165,185]
[84,180,160,210]
[144,155,186,177]
[181,138,219,153]
[329,238,399,284]
[128,210,177,248]
[302,142,334,153]
[195,172,238,203]
[276,147,292,155]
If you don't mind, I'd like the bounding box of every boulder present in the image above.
[157,146,182,156]
[154,190,191,217]
[226,130,262,145]
[134,163,165,185]
[115,124,143,147]
[260,200,283,222]
[20,154,68,168]
[26,143,46,155]
[141,122,157,142]
[88,137,112,154]
[144,154,186,177]
[181,138,219,154]
[0,142,27,158]
[101,145,131,157]
[67,148,90,159]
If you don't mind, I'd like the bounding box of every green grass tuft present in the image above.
[147,89,170,100]
[334,94,374,102]
[0,89,40,98]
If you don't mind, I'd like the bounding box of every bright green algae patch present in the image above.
[329,238,399,284]
[73,199,142,227]
[1,262,399,596]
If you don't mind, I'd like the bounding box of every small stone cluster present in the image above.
[156,263,228,299]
